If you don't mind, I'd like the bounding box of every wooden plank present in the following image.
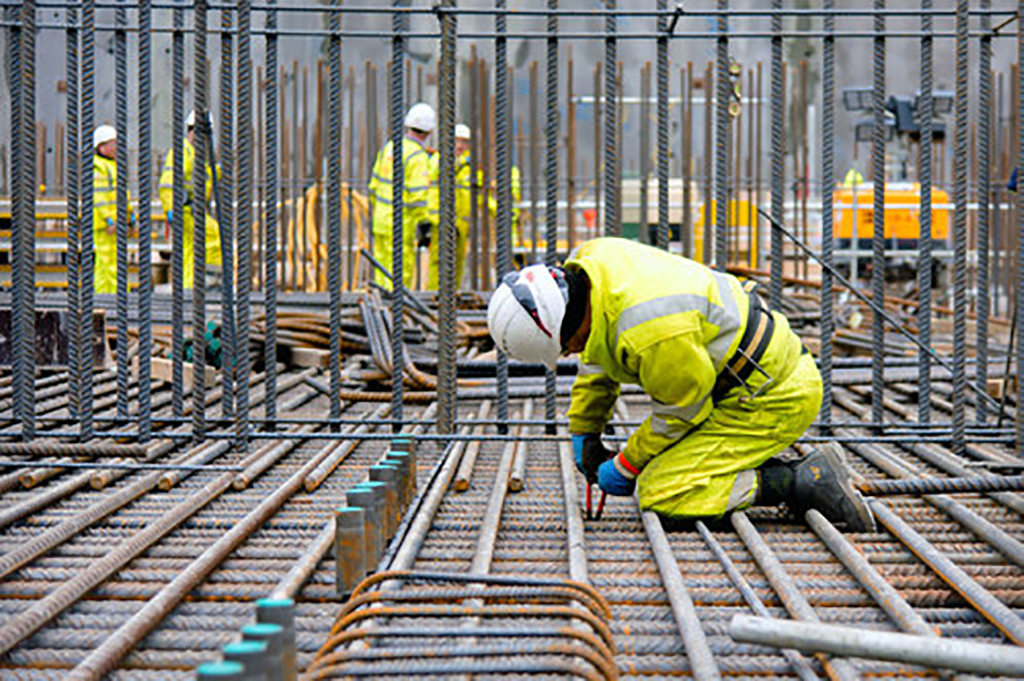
[150,357,217,390]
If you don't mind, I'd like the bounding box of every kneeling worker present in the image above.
[487,237,874,530]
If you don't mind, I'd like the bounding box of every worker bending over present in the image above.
[92,125,132,294]
[488,238,874,530]
[158,111,223,289]
[368,103,435,289]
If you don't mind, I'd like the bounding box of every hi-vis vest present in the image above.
[566,238,751,471]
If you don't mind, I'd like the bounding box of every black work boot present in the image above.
[790,443,876,532]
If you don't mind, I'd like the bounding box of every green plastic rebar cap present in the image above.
[197,661,245,677]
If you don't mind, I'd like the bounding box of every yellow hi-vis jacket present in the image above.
[566,237,752,474]
[158,138,223,289]
[427,150,472,289]
[368,136,432,289]
[486,165,522,245]
[93,154,131,294]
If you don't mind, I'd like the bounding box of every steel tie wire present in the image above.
[192,0,209,442]
[236,0,254,452]
[115,5,129,422]
[918,0,934,425]
[264,0,279,429]
[951,0,969,456]
[820,0,836,432]
[138,0,154,442]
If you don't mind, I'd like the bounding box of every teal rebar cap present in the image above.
[222,640,267,656]
[242,623,283,638]
[197,661,245,678]
[256,598,294,609]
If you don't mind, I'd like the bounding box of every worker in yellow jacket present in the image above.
[426,124,473,289]
[92,125,131,294]
[487,238,874,530]
[158,110,223,289]
[426,125,523,289]
[368,103,435,289]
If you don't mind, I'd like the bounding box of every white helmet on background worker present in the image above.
[93,125,117,149]
[404,103,436,133]
[455,124,471,140]
[186,110,214,130]
[487,264,569,371]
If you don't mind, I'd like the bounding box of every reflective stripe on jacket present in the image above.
[566,237,750,472]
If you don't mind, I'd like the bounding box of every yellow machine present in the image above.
[835,182,949,245]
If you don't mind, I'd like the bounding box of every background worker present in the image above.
[368,103,435,289]
[92,125,130,294]
[487,238,875,531]
[426,123,473,290]
[158,110,223,289]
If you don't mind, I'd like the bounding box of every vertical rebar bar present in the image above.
[1018,0,1024,457]
[81,0,95,439]
[437,0,458,436]
[218,2,237,426]
[329,0,344,425]
[951,0,969,456]
[603,0,618,237]
[469,52,479,288]
[683,63,692,258]
[192,0,209,442]
[236,0,253,452]
[529,61,540,260]
[391,0,406,428]
[639,62,651,246]
[12,0,36,440]
[138,0,153,441]
[566,55,576,252]
[703,62,713,266]
[977,0,992,424]
[495,0,511,433]
[264,0,279,429]
[657,5,669,251]
[171,3,185,420]
[347,65,356,290]
[769,0,783,308]
[871,0,886,426]
[918,0,933,425]
[592,61,601,241]
[820,0,835,432]
[66,5,80,425]
[544,0,559,432]
[114,5,129,422]
[714,0,728,271]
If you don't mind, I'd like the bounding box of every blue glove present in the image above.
[598,455,637,496]
[572,434,590,475]
[165,210,174,226]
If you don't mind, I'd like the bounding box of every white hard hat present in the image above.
[93,125,117,148]
[404,103,437,133]
[455,124,471,140]
[487,264,568,371]
[186,110,214,129]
